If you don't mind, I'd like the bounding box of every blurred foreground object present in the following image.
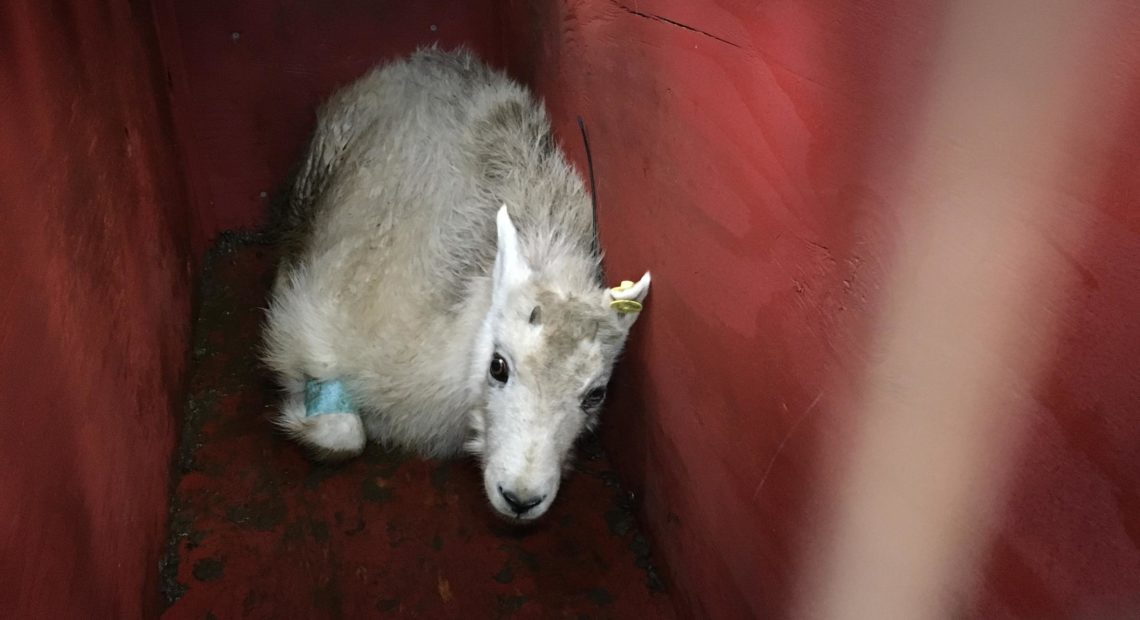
[796,1,1130,618]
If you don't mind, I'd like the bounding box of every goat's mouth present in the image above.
[483,475,558,522]
[491,507,546,524]
[487,492,553,522]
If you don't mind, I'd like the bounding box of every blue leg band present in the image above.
[304,377,356,418]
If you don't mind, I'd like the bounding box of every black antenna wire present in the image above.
[577,116,606,284]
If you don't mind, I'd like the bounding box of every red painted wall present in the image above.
[0,1,193,616]
[501,1,1140,617]
[5,1,1139,617]
[153,0,505,242]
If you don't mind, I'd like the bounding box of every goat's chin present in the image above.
[489,504,549,524]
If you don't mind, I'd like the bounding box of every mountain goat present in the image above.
[262,47,650,521]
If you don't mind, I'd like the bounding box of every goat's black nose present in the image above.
[499,486,544,515]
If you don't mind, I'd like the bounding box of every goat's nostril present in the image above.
[498,486,544,514]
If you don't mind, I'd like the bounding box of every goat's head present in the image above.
[467,206,650,521]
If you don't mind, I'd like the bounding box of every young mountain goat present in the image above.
[262,48,650,521]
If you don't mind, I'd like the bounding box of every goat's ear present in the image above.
[606,271,651,325]
[492,205,531,302]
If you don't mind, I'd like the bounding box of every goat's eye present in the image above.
[489,353,510,383]
[582,386,607,410]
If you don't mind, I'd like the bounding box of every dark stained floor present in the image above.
[160,234,675,619]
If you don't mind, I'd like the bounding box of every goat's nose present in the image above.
[498,486,544,515]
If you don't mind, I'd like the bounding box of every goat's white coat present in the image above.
[262,48,649,520]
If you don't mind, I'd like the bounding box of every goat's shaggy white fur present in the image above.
[262,47,649,519]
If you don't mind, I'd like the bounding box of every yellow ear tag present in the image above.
[610,299,643,313]
[609,280,643,314]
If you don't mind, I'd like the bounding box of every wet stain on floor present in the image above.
[160,234,674,618]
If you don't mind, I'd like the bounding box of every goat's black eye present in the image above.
[582,386,607,410]
[489,353,510,383]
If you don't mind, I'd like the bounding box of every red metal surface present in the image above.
[153,0,506,246]
[502,1,1140,617]
[6,1,1140,617]
[972,104,1140,617]
[161,238,675,619]
[0,1,194,616]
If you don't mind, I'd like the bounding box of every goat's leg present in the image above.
[275,378,366,461]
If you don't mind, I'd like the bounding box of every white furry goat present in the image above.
[262,48,650,521]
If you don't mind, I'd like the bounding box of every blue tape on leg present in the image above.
[304,377,356,417]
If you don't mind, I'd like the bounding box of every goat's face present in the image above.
[467,207,650,521]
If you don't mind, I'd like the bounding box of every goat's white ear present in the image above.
[492,205,531,300]
[606,271,651,324]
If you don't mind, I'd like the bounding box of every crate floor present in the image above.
[160,235,674,619]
